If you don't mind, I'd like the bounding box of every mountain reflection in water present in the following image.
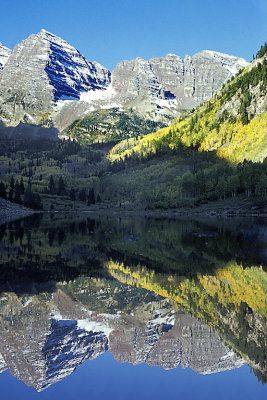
[0,213,266,391]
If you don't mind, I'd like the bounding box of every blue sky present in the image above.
[0,0,266,70]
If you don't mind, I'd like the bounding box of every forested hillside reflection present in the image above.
[0,213,266,385]
[0,213,266,285]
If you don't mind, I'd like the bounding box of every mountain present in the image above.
[0,42,11,71]
[0,30,248,130]
[0,29,110,125]
[111,51,248,114]
[55,50,248,128]
[109,49,267,164]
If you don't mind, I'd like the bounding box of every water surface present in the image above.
[0,213,266,399]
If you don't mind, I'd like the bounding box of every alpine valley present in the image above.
[0,28,266,398]
[0,31,266,214]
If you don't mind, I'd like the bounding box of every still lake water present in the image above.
[0,213,266,399]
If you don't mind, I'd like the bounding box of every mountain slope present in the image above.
[0,30,110,124]
[62,107,167,143]
[56,50,248,128]
[111,50,248,111]
[0,277,246,390]
[0,42,11,71]
[109,52,267,164]
[0,29,248,129]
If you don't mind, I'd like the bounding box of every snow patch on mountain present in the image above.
[77,319,113,336]
[80,85,116,103]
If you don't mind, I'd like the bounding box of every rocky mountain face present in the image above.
[0,30,248,130]
[57,50,248,129]
[111,51,248,112]
[0,43,11,71]
[0,30,110,124]
[0,280,245,391]
[0,353,7,374]
[109,50,267,164]
[219,55,267,120]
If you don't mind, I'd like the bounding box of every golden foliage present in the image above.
[107,260,267,321]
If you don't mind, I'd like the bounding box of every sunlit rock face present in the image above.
[0,42,11,71]
[0,292,52,390]
[111,57,168,102]
[0,29,110,123]
[0,290,109,391]
[111,51,248,111]
[55,50,248,128]
[145,313,245,374]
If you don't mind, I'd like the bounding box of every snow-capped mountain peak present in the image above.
[0,30,111,122]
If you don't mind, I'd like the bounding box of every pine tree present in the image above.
[88,188,95,204]
[10,175,14,190]
[14,180,22,204]
[69,188,76,201]
[49,175,55,194]
[8,188,13,201]
[24,186,43,210]
[0,181,7,199]
[78,188,87,202]
[57,176,66,195]
[19,177,25,194]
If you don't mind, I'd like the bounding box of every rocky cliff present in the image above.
[57,50,248,128]
[111,51,248,113]
[0,42,11,71]
[109,308,244,374]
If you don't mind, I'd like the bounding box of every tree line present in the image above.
[0,176,42,210]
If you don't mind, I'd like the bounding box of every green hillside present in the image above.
[63,107,167,144]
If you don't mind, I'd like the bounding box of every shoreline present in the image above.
[1,197,266,225]
[0,198,37,225]
[56,208,267,218]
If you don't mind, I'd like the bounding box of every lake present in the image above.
[0,213,266,399]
